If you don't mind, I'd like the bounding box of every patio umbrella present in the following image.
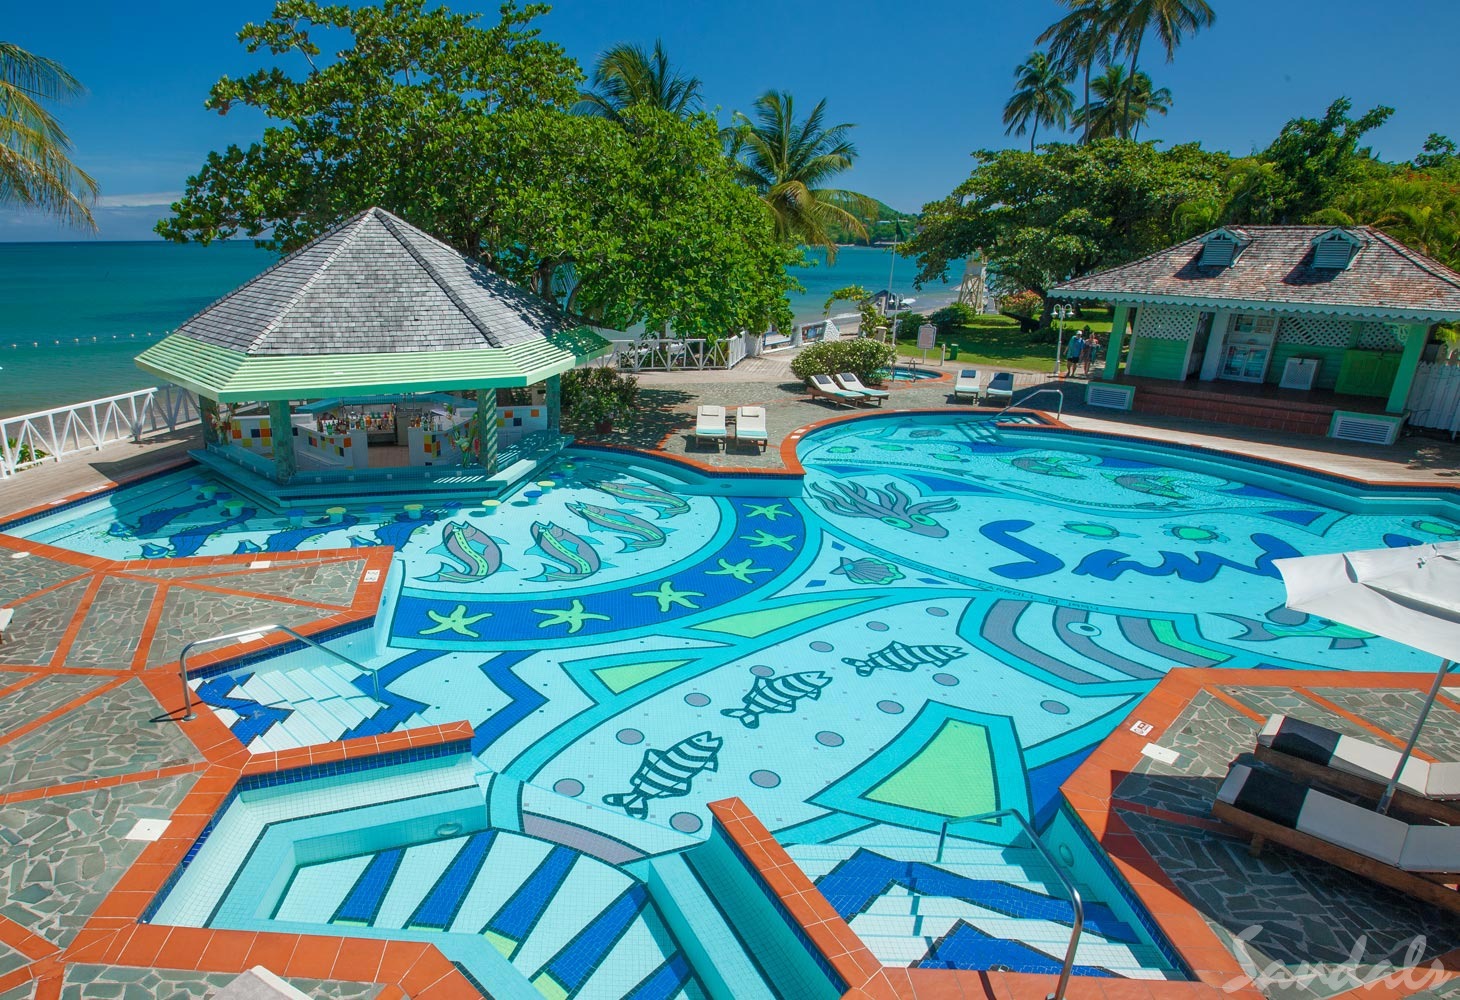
[1273,541,1460,814]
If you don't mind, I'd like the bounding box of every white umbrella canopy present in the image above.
[1274,541,1460,813]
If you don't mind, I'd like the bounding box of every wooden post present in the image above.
[1386,324,1430,414]
[1102,304,1130,380]
[475,388,498,474]
[267,399,296,483]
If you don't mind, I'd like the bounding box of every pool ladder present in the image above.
[937,808,1082,1000]
[175,623,378,722]
[993,387,1064,422]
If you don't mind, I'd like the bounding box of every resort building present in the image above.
[134,207,610,500]
[1051,226,1460,440]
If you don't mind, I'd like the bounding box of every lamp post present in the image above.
[876,220,901,317]
[1051,303,1074,377]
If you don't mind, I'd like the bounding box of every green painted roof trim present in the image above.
[136,327,610,402]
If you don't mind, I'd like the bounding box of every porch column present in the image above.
[200,396,222,447]
[475,388,498,474]
[267,399,296,483]
[1199,310,1233,381]
[1386,324,1430,414]
[1102,304,1130,380]
[545,374,562,433]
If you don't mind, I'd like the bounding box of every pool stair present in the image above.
[782,841,1176,979]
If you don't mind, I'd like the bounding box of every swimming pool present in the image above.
[878,366,943,382]
[10,412,1460,991]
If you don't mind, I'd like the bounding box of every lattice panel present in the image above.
[1358,322,1404,350]
[1276,315,1351,348]
[1133,304,1198,341]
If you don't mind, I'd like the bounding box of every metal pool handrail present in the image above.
[937,808,1083,1000]
[993,386,1064,421]
[176,623,376,722]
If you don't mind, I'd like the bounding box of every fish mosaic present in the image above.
[830,556,906,586]
[1411,519,1460,539]
[426,522,504,584]
[1006,454,1086,478]
[593,481,690,519]
[234,515,360,554]
[1218,606,1374,650]
[1104,473,1192,501]
[602,731,723,819]
[531,521,602,582]
[842,641,967,677]
[140,508,257,559]
[810,480,958,538]
[567,501,669,552]
[1062,522,1122,540]
[107,499,216,539]
[721,671,832,728]
[350,510,439,550]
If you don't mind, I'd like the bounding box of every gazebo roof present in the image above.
[136,207,611,401]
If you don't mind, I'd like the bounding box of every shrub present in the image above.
[998,290,1042,333]
[561,366,640,430]
[790,338,897,384]
[892,311,928,340]
[930,302,978,333]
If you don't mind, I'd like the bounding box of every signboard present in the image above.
[917,324,937,351]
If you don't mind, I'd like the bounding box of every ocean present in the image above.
[0,241,962,418]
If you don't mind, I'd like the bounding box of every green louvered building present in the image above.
[136,208,610,495]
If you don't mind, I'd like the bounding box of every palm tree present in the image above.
[574,40,703,121]
[1002,51,1075,152]
[1075,65,1172,139]
[1037,0,1113,144]
[1103,0,1213,134]
[1,42,97,228]
[728,90,876,262]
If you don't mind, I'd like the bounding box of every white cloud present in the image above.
[94,191,183,208]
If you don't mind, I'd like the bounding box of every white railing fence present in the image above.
[1,384,201,479]
[1406,356,1460,438]
[604,332,752,373]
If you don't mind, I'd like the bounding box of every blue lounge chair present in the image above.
[834,372,889,406]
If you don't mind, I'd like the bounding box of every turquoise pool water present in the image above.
[11,413,1460,991]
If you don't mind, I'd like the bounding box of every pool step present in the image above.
[220,662,388,751]
[646,853,777,1000]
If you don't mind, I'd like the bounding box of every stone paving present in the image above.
[58,966,383,1000]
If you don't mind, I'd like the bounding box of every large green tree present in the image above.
[158,1,795,339]
[905,139,1227,321]
[574,39,702,121]
[0,42,97,228]
[726,90,875,262]
[1002,51,1074,151]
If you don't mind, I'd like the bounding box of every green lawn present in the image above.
[892,309,1113,373]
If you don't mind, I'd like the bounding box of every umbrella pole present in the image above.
[1378,659,1457,815]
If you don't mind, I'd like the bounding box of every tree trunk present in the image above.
[1081,61,1092,144]
[1123,39,1142,140]
[1030,119,1038,153]
[1039,289,1054,329]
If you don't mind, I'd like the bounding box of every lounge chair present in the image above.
[1255,714,1460,824]
[1213,761,1460,915]
[953,369,981,402]
[694,405,728,449]
[735,406,769,452]
[833,372,889,406]
[806,373,866,407]
[0,606,11,644]
[984,372,1015,406]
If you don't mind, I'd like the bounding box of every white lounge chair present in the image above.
[1214,761,1460,914]
[806,373,865,407]
[833,372,889,406]
[953,369,981,402]
[694,405,728,449]
[735,406,769,452]
[0,607,11,644]
[984,372,1015,406]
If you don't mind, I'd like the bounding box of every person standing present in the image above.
[1063,329,1085,378]
[1081,329,1099,377]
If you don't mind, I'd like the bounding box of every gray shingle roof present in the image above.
[1050,226,1460,321]
[174,207,589,355]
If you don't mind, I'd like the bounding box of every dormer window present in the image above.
[1198,228,1251,268]
[1311,228,1366,269]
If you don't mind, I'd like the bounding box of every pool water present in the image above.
[878,366,942,382]
[12,412,1460,991]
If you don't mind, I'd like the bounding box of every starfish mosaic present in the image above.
[631,580,704,613]
[421,604,493,638]
[706,558,771,583]
[533,598,610,634]
[744,502,791,522]
[739,529,796,551]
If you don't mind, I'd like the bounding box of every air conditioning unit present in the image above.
[1329,410,1404,445]
[1085,383,1135,411]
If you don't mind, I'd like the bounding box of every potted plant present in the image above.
[561,366,640,434]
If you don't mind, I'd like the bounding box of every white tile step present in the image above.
[289,699,348,742]
[850,911,1159,971]
[316,695,368,730]
[283,667,339,702]
[244,669,309,705]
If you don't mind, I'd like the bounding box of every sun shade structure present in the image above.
[1274,541,1460,813]
[134,208,613,492]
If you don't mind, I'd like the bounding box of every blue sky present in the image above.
[4,0,1458,241]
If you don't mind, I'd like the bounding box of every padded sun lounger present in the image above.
[807,373,866,407]
[833,372,889,406]
[953,369,981,402]
[735,406,768,452]
[1256,714,1460,823]
[694,405,727,448]
[983,372,1014,406]
[1214,762,1460,914]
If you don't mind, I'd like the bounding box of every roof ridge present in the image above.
[373,210,499,345]
[1057,230,1209,290]
[241,209,377,355]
